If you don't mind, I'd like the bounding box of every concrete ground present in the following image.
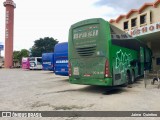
[0,69,160,120]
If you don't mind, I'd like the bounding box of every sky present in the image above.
[0,0,155,56]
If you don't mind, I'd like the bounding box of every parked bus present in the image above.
[21,57,30,69]
[42,53,54,71]
[68,18,152,86]
[29,57,42,70]
[54,42,68,76]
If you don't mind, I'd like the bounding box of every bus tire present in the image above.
[131,70,135,84]
[126,71,132,84]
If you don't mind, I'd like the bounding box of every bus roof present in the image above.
[54,42,68,53]
[70,18,106,29]
[42,53,54,60]
[42,53,54,57]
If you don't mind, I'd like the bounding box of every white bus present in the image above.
[29,57,42,70]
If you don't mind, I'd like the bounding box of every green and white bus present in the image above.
[68,18,152,86]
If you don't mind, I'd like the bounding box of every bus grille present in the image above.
[76,46,96,56]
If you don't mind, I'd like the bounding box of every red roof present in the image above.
[109,19,115,23]
[139,3,153,13]
[109,0,160,23]
[116,15,126,23]
[126,9,138,19]
[154,0,160,7]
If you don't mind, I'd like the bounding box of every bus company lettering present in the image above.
[43,62,51,65]
[73,29,98,40]
[56,60,68,63]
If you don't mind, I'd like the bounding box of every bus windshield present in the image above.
[29,57,35,61]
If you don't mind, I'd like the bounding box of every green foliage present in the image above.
[20,49,29,57]
[13,51,20,61]
[13,49,29,63]
[30,37,58,57]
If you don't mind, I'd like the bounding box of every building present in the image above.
[110,0,160,70]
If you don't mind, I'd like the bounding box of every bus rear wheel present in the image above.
[131,70,135,84]
[126,71,132,84]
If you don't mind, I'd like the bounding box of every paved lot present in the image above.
[0,69,160,120]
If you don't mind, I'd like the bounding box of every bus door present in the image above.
[138,47,144,75]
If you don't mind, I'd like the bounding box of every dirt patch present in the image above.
[30,101,93,110]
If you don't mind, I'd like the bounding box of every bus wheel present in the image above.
[126,71,132,84]
[131,70,135,84]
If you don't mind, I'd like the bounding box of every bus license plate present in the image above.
[73,67,79,75]
[61,69,65,71]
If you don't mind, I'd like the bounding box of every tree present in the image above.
[30,37,58,57]
[20,49,29,58]
[13,49,29,64]
[13,51,20,61]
